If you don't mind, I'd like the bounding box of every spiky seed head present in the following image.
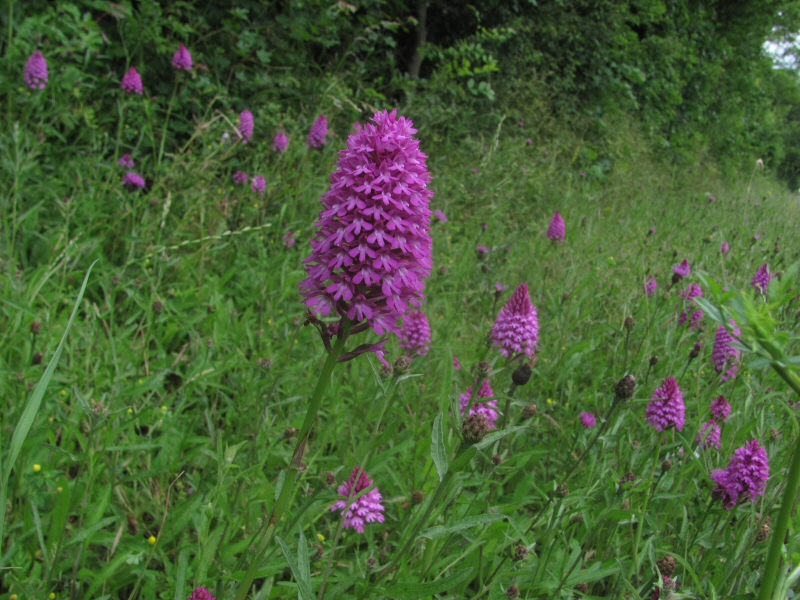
[393,356,411,375]
[656,555,676,577]
[463,413,490,444]
[411,491,424,505]
[521,404,538,420]
[512,363,532,386]
[492,454,502,466]
[662,459,673,472]
[324,471,336,487]
[557,484,569,497]
[513,545,528,561]
[614,374,636,400]
[620,472,636,485]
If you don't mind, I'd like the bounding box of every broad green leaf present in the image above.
[431,413,448,481]
[383,567,474,599]
[449,446,477,472]
[419,514,506,540]
[275,535,314,600]
[474,425,528,450]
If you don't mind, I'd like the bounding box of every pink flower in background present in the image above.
[172,44,193,70]
[710,395,731,422]
[460,379,498,429]
[25,51,48,89]
[490,283,539,358]
[434,210,448,223]
[283,231,295,248]
[273,132,289,153]
[673,260,691,279]
[648,227,656,235]
[307,115,328,148]
[120,67,143,94]
[678,283,703,327]
[643,276,657,297]
[713,321,741,381]
[697,420,722,450]
[330,467,385,533]
[189,587,216,600]
[720,241,730,254]
[399,311,431,356]
[299,109,433,336]
[579,412,597,428]
[751,264,772,294]
[711,440,769,509]
[453,355,461,370]
[238,110,254,143]
[547,211,565,241]
[122,172,146,191]
[251,175,266,194]
[233,171,248,185]
[517,120,524,127]
[646,377,685,432]
[476,245,489,259]
[118,153,135,169]
[709,195,716,202]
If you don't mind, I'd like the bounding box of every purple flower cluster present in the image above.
[579,412,597,428]
[713,321,741,381]
[283,231,295,248]
[720,241,730,254]
[330,467,385,533]
[122,172,146,191]
[643,276,657,297]
[299,109,434,336]
[433,210,448,223]
[453,355,461,370]
[678,283,703,327]
[645,377,685,432]
[673,260,691,279]
[751,264,772,294]
[118,153,135,169]
[172,44,193,70]
[233,171,248,185]
[399,310,431,356]
[711,440,770,510]
[120,67,143,95]
[490,284,539,358]
[251,175,266,194]
[25,51,48,90]
[273,132,289,153]
[697,420,722,450]
[547,211,565,242]
[307,115,328,148]
[710,395,731,422]
[238,110,254,144]
[460,380,498,429]
[188,587,215,600]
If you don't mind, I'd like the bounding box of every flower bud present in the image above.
[491,454,502,466]
[614,374,636,400]
[619,472,636,485]
[556,484,569,497]
[689,342,701,360]
[31,320,42,335]
[656,555,676,577]
[283,427,297,439]
[32,352,43,366]
[324,471,336,487]
[256,357,273,371]
[575,583,589,594]
[661,459,673,472]
[393,356,411,375]
[153,300,164,314]
[475,361,492,378]
[521,404,538,420]
[624,317,634,330]
[649,355,659,367]
[506,586,520,599]
[366,557,377,569]
[512,363,532,386]
[463,413,490,444]
[513,545,528,561]
[411,491,424,505]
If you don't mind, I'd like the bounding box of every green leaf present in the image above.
[474,426,528,450]
[174,552,188,600]
[46,477,70,562]
[275,535,314,600]
[419,514,506,540]
[383,567,474,599]
[431,413,448,481]
[63,516,118,547]
[449,446,477,472]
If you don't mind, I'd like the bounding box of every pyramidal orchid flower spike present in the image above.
[120,67,143,94]
[273,132,289,153]
[118,153,135,169]
[751,264,772,294]
[122,172,146,191]
[711,439,769,510]
[678,283,703,327]
[645,376,685,432]
[238,110,254,143]
[579,412,597,428]
[673,259,691,279]
[453,355,461,370]
[710,395,731,422]
[697,420,722,450]
[172,44,193,70]
[643,276,657,297]
[25,51,48,90]
[721,241,730,254]
[547,211,565,241]
[233,171,248,185]
[307,114,328,148]
[399,310,431,356]
[490,283,539,358]
[299,109,434,336]
[251,176,266,194]
[713,320,742,381]
[460,379,499,429]
[330,467,385,533]
[189,587,215,600]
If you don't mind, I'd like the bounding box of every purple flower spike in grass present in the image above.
[476,245,489,259]
[547,211,565,242]
[434,210,448,223]
[713,321,741,381]
[118,153,135,169]
[25,51,48,90]
[399,310,431,357]
[678,283,703,326]
[646,377,685,432]
[189,587,216,600]
[460,380,498,429]
[120,67,143,94]
[453,355,461,371]
[233,171,248,185]
[172,44,193,70]
[283,231,295,248]
[330,467,385,533]
[579,412,597,428]
[673,259,691,279]
[299,109,434,336]
[251,175,266,194]
[643,276,657,297]
[238,110,254,144]
[122,172,146,191]
[697,420,722,450]
[751,264,773,294]
[490,283,539,358]
[710,395,731,422]
[307,115,328,148]
[273,132,289,153]
[711,439,769,510]
[721,241,730,254]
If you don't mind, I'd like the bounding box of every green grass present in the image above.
[2,101,800,600]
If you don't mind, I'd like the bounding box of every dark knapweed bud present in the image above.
[756,516,771,542]
[614,374,636,400]
[32,352,43,366]
[561,292,571,303]
[324,471,336,487]
[656,555,676,577]
[257,357,273,371]
[649,355,659,367]
[513,545,528,561]
[671,272,681,285]
[770,428,780,441]
[661,459,673,472]
[463,413,490,444]
[366,557,377,569]
[571,513,584,524]
[153,300,164,314]
[575,583,589,594]
[31,320,42,335]
[521,404,538,420]
[491,454,502,466]
[672,250,678,258]
[411,491,424,505]
[624,317,634,330]
[393,356,411,375]
[620,472,636,485]
[475,361,492,378]
[689,342,701,360]
[631,440,640,449]
[556,485,569,497]
[481,263,490,274]
[512,363,532,386]
[283,427,297,439]
[379,362,393,378]
[506,585,520,600]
